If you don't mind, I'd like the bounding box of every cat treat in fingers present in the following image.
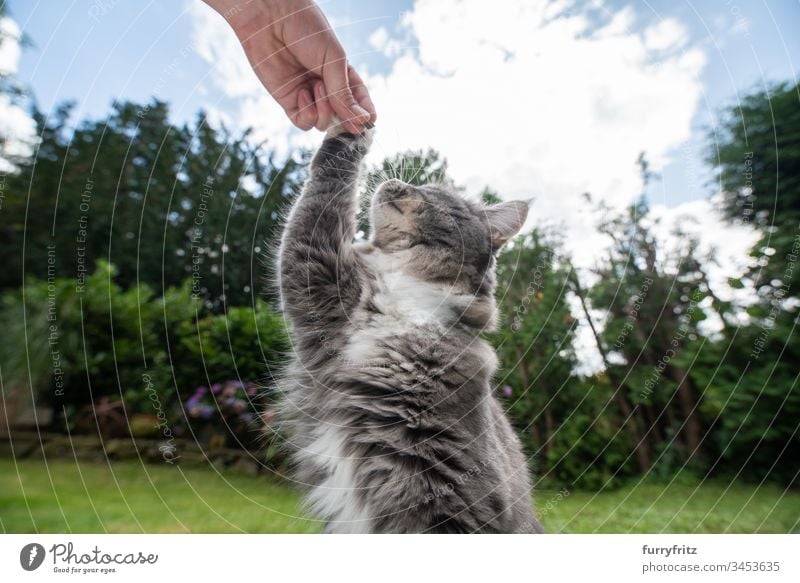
[277,125,543,534]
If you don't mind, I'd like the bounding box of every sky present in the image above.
[5,0,798,202]
[2,0,799,370]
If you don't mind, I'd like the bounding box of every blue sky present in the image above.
[7,0,799,210]
[8,1,412,126]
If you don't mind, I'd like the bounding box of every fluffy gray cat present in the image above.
[277,123,544,533]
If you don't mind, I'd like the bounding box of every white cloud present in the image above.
[644,19,687,51]
[187,2,708,222]
[0,16,22,75]
[186,0,759,371]
[368,26,389,52]
[187,3,261,99]
[0,16,37,172]
[567,197,759,375]
[368,25,403,58]
[361,0,708,267]
[568,292,608,376]
[649,197,760,302]
[187,0,710,238]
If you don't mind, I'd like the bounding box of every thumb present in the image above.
[322,53,370,130]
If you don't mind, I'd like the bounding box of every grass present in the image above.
[0,458,320,534]
[535,478,800,533]
[1,458,797,533]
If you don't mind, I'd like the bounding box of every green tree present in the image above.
[711,81,800,300]
[705,81,800,485]
[1,100,303,308]
[0,262,289,432]
[590,199,714,473]
[365,148,453,190]
[491,229,632,488]
[0,4,35,171]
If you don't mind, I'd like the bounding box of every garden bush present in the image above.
[0,261,288,446]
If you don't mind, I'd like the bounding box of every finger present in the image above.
[321,49,370,132]
[313,80,334,131]
[348,66,377,124]
[291,87,317,131]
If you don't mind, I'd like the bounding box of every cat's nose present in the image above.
[380,178,408,195]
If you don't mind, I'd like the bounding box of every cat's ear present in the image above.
[485,200,529,248]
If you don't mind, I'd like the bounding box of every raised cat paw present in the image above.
[325,115,374,148]
[324,115,349,139]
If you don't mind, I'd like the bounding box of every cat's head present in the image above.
[364,178,528,326]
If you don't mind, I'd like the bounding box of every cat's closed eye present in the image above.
[387,201,404,214]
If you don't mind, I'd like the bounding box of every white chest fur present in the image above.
[362,248,465,325]
[342,250,461,367]
[301,424,373,533]
[373,270,459,326]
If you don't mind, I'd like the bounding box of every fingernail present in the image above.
[315,83,326,100]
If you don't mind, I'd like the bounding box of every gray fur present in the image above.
[277,127,543,533]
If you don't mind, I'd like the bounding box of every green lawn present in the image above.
[1,459,797,533]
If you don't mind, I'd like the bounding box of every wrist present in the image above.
[202,0,251,21]
[206,1,320,48]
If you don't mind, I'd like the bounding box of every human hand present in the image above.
[203,0,377,133]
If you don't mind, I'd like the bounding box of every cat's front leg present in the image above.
[310,121,373,178]
[279,123,373,338]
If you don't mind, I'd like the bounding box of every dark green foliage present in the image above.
[538,380,639,490]
[0,261,194,410]
[704,81,800,485]
[0,100,303,308]
[0,262,288,436]
[175,301,288,394]
[711,81,800,301]
[712,82,800,228]
[492,230,627,488]
[587,196,712,477]
[695,311,800,486]
[365,148,453,189]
